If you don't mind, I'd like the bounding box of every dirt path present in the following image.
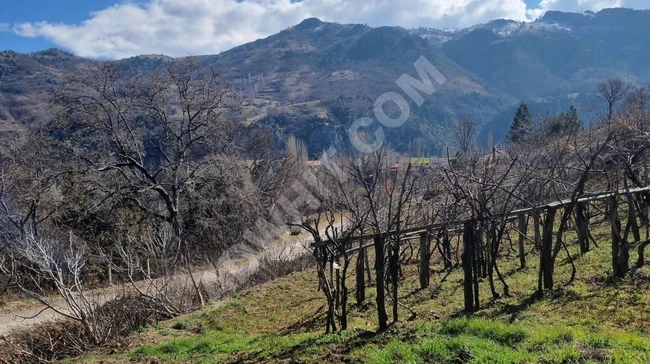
[0,232,317,337]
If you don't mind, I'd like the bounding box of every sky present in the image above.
[0,0,647,59]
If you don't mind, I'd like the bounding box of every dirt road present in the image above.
[0,233,315,337]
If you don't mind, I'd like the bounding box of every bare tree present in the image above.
[244,129,305,209]
[108,223,196,317]
[451,115,477,155]
[349,150,419,327]
[290,159,359,333]
[443,148,530,310]
[0,133,62,241]
[0,233,111,344]
[597,78,633,121]
[52,59,252,304]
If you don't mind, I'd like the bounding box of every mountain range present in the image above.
[1,7,649,156]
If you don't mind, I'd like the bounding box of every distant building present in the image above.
[390,157,451,170]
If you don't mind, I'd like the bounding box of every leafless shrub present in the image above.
[0,232,111,343]
[107,224,185,317]
[0,241,316,362]
[93,294,172,337]
[210,245,314,299]
[248,246,313,285]
[0,320,89,363]
[0,294,169,363]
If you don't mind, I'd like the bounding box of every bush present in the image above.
[247,249,313,285]
[0,247,314,363]
[212,246,314,298]
[0,294,171,363]
[172,321,188,330]
[0,320,90,363]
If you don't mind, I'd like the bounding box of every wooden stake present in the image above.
[518,214,526,268]
[417,232,429,288]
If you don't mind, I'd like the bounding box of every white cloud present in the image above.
[527,0,644,20]
[12,0,649,59]
[13,0,529,59]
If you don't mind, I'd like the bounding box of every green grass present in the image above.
[132,331,308,363]
[76,220,650,363]
[439,317,527,346]
[114,317,650,363]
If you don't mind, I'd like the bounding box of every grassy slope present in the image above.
[75,223,650,363]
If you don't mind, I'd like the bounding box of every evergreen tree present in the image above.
[564,105,583,134]
[508,102,532,143]
[549,112,566,136]
[549,106,582,136]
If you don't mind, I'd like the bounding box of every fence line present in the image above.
[313,185,650,247]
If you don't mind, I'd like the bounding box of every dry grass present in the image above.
[69,220,650,363]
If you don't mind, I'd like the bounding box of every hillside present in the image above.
[440,9,650,100]
[0,49,91,135]
[4,6,650,364]
[3,8,650,153]
[73,222,650,363]
[151,18,506,155]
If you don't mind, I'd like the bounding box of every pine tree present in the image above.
[508,102,532,143]
[564,105,582,134]
[549,112,567,136]
[549,106,582,136]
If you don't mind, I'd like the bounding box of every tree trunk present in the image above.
[335,267,341,310]
[340,260,349,330]
[541,208,557,291]
[611,196,629,278]
[390,242,399,323]
[518,214,526,268]
[365,249,372,284]
[374,236,388,330]
[356,244,366,304]
[478,228,487,278]
[487,225,498,299]
[473,230,480,310]
[315,248,337,333]
[636,239,650,268]
[419,231,430,289]
[576,203,590,254]
[461,223,476,313]
[625,178,641,243]
[442,227,452,270]
[533,213,543,291]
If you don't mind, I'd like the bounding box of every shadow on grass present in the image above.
[502,264,534,279]
[559,252,583,266]
[495,287,592,323]
[229,329,382,363]
[281,304,327,335]
[442,287,591,324]
[502,291,546,323]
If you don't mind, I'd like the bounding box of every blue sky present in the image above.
[0,0,132,52]
[0,0,646,58]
